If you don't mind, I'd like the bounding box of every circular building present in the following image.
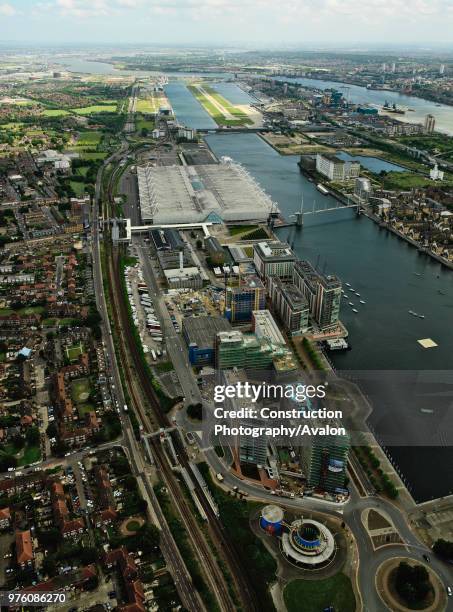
[260,505,284,535]
[281,518,336,569]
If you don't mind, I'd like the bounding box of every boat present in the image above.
[408,310,424,318]
[349,287,355,291]
[413,272,421,277]
[360,300,366,304]
[382,101,405,114]
[316,183,329,195]
[352,308,358,313]
[345,283,351,287]
[349,302,354,306]
[355,292,360,297]
[323,338,351,352]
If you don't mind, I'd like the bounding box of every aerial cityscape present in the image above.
[0,2,453,611]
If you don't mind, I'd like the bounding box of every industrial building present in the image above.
[293,260,342,332]
[137,158,277,224]
[253,241,295,281]
[224,274,265,323]
[204,236,225,265]
[315,153,360,182]
[151,228,184,252]
[268,277,310,336]
[183,316,231,365]
[151,228,205,289]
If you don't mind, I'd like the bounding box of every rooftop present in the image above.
[183,315,231,349]
[138,159,277,224]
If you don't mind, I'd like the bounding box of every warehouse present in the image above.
[183,316,231,365]
[137,158,277,224]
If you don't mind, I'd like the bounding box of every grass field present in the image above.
[204,85,252,121]
[136,97,159,113]
[41,109,70,117]
[284,574,356,612]
[77,403,95,418]
[188,84,252,127]
[80,151,107,160]
[228,224,258,236]
[70,378,91,404]
[19,445,41,466]
[69,181,87,197]
[66,343,83,361]
[74,131,103,146]
[136,118,155,133]
[382,171,453,190]
[75,166,89,177]
[126,520,141,532]
[72,104,117,115]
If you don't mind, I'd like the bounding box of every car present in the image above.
[447,586,452,597]
[422,554,430,563]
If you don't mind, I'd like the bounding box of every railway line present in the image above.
[107,246,238,611]
[100,127,260,611]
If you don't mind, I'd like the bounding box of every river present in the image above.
[274,75,453,136]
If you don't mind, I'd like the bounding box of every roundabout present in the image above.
[375,556,447,612]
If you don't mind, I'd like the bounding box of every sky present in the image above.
[0,0,453,46]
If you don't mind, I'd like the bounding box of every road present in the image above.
[91,141,205,612]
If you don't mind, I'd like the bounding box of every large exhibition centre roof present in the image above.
[137,158,277,224]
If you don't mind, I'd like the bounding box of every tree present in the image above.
[187,402,203,420]
[139,524,160,552]
[433,539,453,562]
[395,561,431,605]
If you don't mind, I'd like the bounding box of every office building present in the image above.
[268,276,309,336]
[224,274,265,323]
[253,241,295,281]
[424,114,436,134]
[216,329,297,372]
[216,331,274,370]
[315,153,360,182]
[293,261,341,331]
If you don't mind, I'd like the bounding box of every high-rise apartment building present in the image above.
[268,276,310,336]
[293,260,341,331]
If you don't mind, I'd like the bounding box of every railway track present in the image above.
[105,245,242,612]
[102,137,260,611]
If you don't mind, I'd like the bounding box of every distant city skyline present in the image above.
[0,0,452,46]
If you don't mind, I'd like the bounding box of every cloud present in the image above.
[0,2,15,15]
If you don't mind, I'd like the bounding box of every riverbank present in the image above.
[363,210,453,271]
